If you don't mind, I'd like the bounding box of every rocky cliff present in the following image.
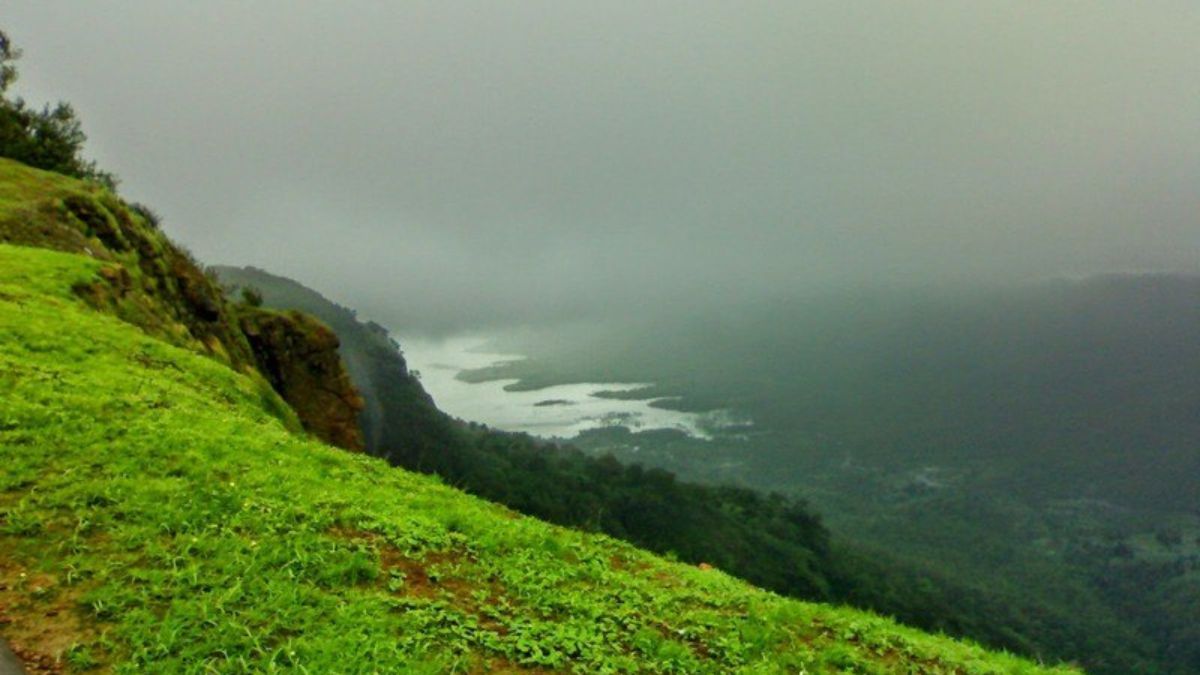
[214,265,453,466]
[239,307,365,451]
[0,157,363,450]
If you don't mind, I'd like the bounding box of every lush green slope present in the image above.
[0,157,364,452]
[0,245,1077,673]
[216,267,1167,673]
[212,265,835,603]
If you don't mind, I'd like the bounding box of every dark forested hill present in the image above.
[454,277,1200,674]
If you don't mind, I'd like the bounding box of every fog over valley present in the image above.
[3,3,1199,672]
[6,2,1199,332]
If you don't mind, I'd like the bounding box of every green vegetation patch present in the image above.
[0,243,1075,672]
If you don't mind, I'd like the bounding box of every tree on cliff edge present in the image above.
[0,28,116,188]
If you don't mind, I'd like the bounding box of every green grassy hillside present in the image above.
[0,246,1079,673]
[0,157,364,452]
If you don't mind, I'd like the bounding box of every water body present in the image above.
[399,335,738,439]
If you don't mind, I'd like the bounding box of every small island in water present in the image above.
[533,398,575,407]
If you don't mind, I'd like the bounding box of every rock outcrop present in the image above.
[240,308,365,451]
[0,158,365,451]
[213,265,457,465]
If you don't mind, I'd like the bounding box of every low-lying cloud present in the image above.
[7,1,1198,331]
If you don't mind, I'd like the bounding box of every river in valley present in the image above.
[397,335,735,440]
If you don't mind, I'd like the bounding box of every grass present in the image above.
[0,242,1080,673]
[0,157,263,377]
[0,157,123,256]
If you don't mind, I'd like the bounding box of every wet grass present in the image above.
[0,243,1079,673]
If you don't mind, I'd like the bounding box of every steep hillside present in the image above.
[0,244,1079,673]
[213,266,838,602]
[212,266,1148,671]
[0,158,362,450]
[215,265,453,466]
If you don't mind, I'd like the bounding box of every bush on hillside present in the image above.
[128,202,162,229]
[241,286,264,307]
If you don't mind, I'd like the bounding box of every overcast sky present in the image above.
[6,2,1198,331]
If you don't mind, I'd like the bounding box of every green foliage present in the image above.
[0,30,19,96]
[0,243,1074,673]
[240,285,264,307]
[445,429,835,599]
[0,29,115,188]
[127,202,161,229]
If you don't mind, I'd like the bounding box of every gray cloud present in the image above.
[6,1,1199,331]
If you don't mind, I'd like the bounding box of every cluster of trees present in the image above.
[449,425,833,599]
[449,425,1179,673]
[1066,531,1200,672]
[0,30,115,187]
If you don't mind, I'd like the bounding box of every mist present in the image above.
[6,1,1198,331]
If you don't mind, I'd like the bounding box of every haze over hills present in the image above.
[215,263,1197,673]
[5,3,1198,334]
[445,277,1200,673]
[0,155,1075,673]
[470,276,1200,509]
[2,2,1199,672]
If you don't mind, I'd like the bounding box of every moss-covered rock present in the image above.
[239,307,365,451]
[0,158,255,370]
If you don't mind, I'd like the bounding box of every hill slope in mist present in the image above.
[462,280,1200,674]
[0,238,1074,671]
[212,265,1169,673]
[473,280,1200,510]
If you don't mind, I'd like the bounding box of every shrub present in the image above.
[241,286,264,308]
[129,202,162,229]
